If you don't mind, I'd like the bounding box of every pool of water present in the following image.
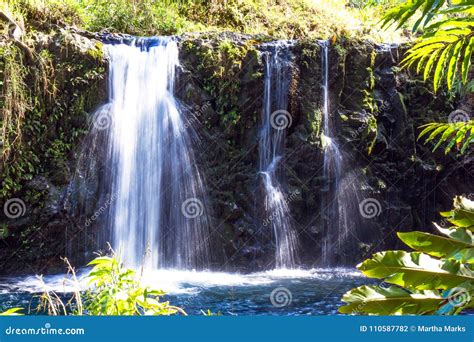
[0,268,373,315]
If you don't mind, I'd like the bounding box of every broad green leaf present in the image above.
[357,251,474,290]
[435,223,474,245]
[339,285,443,315]
[448,248,474,263]
[441,196,474,228]
[398,231,473,262]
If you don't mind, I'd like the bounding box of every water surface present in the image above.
[0,268,371,315]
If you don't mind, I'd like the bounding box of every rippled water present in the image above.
[0,268,371,315]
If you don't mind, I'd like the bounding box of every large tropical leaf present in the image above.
[340,196,474,315]
[339,285,444,315]
[398,231,473,263]
[435,223,473,244]
[357,250,474,290]
[441,196,474,230]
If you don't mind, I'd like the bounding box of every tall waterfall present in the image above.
[320,41,365,265]
[259,42,299,269]
[98,38,211,270]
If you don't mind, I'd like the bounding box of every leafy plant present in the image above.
[383,0,474,92]
[83,255,185,316]
[418,120,474,154]
[339,196,474,315]
[36,253,185,316]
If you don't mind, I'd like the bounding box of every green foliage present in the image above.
[184,38,255,125]
[34,254,185,316]
[418,120,473,154]
[77,0,191,36]
[0,44,31,164]
[0,21,106,202]
[383,0,474,92]
[339,196,474,315]
[349,0,401,9]
[0,308,23,315]
[83,255,183,316]
[6,0,403,41]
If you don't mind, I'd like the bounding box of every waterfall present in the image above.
[320,40,343,265]
[259,42,299,269]
[320,41,366,265]
[94,38,212,270]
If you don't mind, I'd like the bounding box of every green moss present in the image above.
[333,42,348,59]
[363,114,378,155]
[310,108,323,145]
[183,38,257,126]
[87,41,104,61]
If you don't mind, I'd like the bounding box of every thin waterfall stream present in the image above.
[320,40,343,265]
[259,42,299,269]
[320,41,366,265]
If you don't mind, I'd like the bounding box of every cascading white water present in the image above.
[100,38,211,270]
[320,41,365,265]
[320,40,343,264]
[259,42,299,269]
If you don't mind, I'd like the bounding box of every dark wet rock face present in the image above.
[0,31,471,274]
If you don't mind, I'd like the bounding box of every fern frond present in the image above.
[418,121,474,154]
